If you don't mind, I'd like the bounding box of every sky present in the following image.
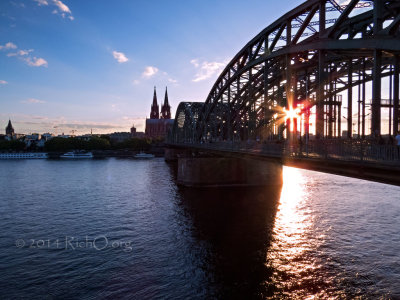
[0,0,304,135]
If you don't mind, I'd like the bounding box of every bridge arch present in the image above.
[169,102,205,143]
[170,0,400,144]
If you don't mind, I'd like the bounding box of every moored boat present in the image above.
[60,151,93,159]
[0,152,48,159]
[134,152,155,159]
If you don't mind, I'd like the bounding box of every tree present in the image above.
[87,137,110,150]
[0,140,26,151]
[112,138,151,150]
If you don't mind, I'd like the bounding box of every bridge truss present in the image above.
[170,0,400,144]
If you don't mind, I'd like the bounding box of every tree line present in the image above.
[44,136,156,152]
[0,136,163,152]
[0,140,26,151]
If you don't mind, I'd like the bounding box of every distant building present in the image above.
[24,133,39,147]
[77,134,92,141]
[145,87,173,138]
[5,119,14,136]
[109,132,131,143]
[41,133,54,141]
[4,120,25,140]
[9,134,25,140]
[130,125,136,135]
[145,119,173,138]
[25,133,41,141]
[130,125,145,138]
[24,133,52,148]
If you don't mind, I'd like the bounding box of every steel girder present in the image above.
[170,0,400,144]
[169,102,205,143]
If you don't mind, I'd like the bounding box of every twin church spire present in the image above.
[150,87,159,119]
[150,86,171,119]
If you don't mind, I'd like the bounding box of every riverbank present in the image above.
[1,145,166,159]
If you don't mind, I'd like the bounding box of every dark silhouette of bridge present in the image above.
[167,0,400,186]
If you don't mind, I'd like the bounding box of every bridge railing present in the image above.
[293,139,400,164]
[187,140,284,157]
[172,139,400,165]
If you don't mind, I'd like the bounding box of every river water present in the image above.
[0,158,399,299]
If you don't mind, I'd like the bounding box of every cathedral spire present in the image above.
[164,86,169,106]
[150,86,159,119]
[153,86,157,105]
[161,86,171,119]
[5,119,14,136]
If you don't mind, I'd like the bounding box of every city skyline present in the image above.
[0,0,303,135]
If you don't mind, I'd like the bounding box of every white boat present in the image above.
[0,152,48,159]
[134,152,155,159]
[60,151,93,159]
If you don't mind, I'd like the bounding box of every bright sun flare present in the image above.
[283,107,301,120]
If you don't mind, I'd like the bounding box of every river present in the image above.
[0,158,399,299]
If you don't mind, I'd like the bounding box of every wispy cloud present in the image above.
[7,49,33,57]
[58,123,123,130]
[1,112,147,134]
[34,0,74,20]
[18,49,33,56]
[0,80,8,85]
[142,66,159,78]
[11,1,25,8]
[0,42,17,50]
[162,71,178,84]
[34,0,49,6]
[21,98,46,104]
[25,57,48,67]
[134,68,176,85]
[191,59,227,82]
[190,59,199,68]
[168,78,178,84]
[111,104,121,112]
[53,0,70,13]
[1,43,48,67]
[112,50,129,63]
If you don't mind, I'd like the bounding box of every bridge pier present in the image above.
[177,156,282,188]
[164,148,190,162]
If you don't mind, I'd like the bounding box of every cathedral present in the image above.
[145,87,174,138]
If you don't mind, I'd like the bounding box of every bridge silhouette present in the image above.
[166,0,400,186]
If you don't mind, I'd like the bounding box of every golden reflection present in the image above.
[272,167,310,257]
[267,166,317,294]
[278,166,306,229]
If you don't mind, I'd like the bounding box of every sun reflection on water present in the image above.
[267,166,319,297]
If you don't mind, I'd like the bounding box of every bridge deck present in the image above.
[166,141,400,186]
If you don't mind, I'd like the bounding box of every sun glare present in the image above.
[283,106,301,121]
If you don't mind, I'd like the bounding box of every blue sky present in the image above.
[0,0,303,134]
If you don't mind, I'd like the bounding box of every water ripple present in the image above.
[0,159,399,299]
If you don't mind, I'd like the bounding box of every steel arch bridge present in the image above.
[169,0,400,146]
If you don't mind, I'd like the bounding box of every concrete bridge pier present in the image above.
[177,156,282,187]
[165,148,191,162]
